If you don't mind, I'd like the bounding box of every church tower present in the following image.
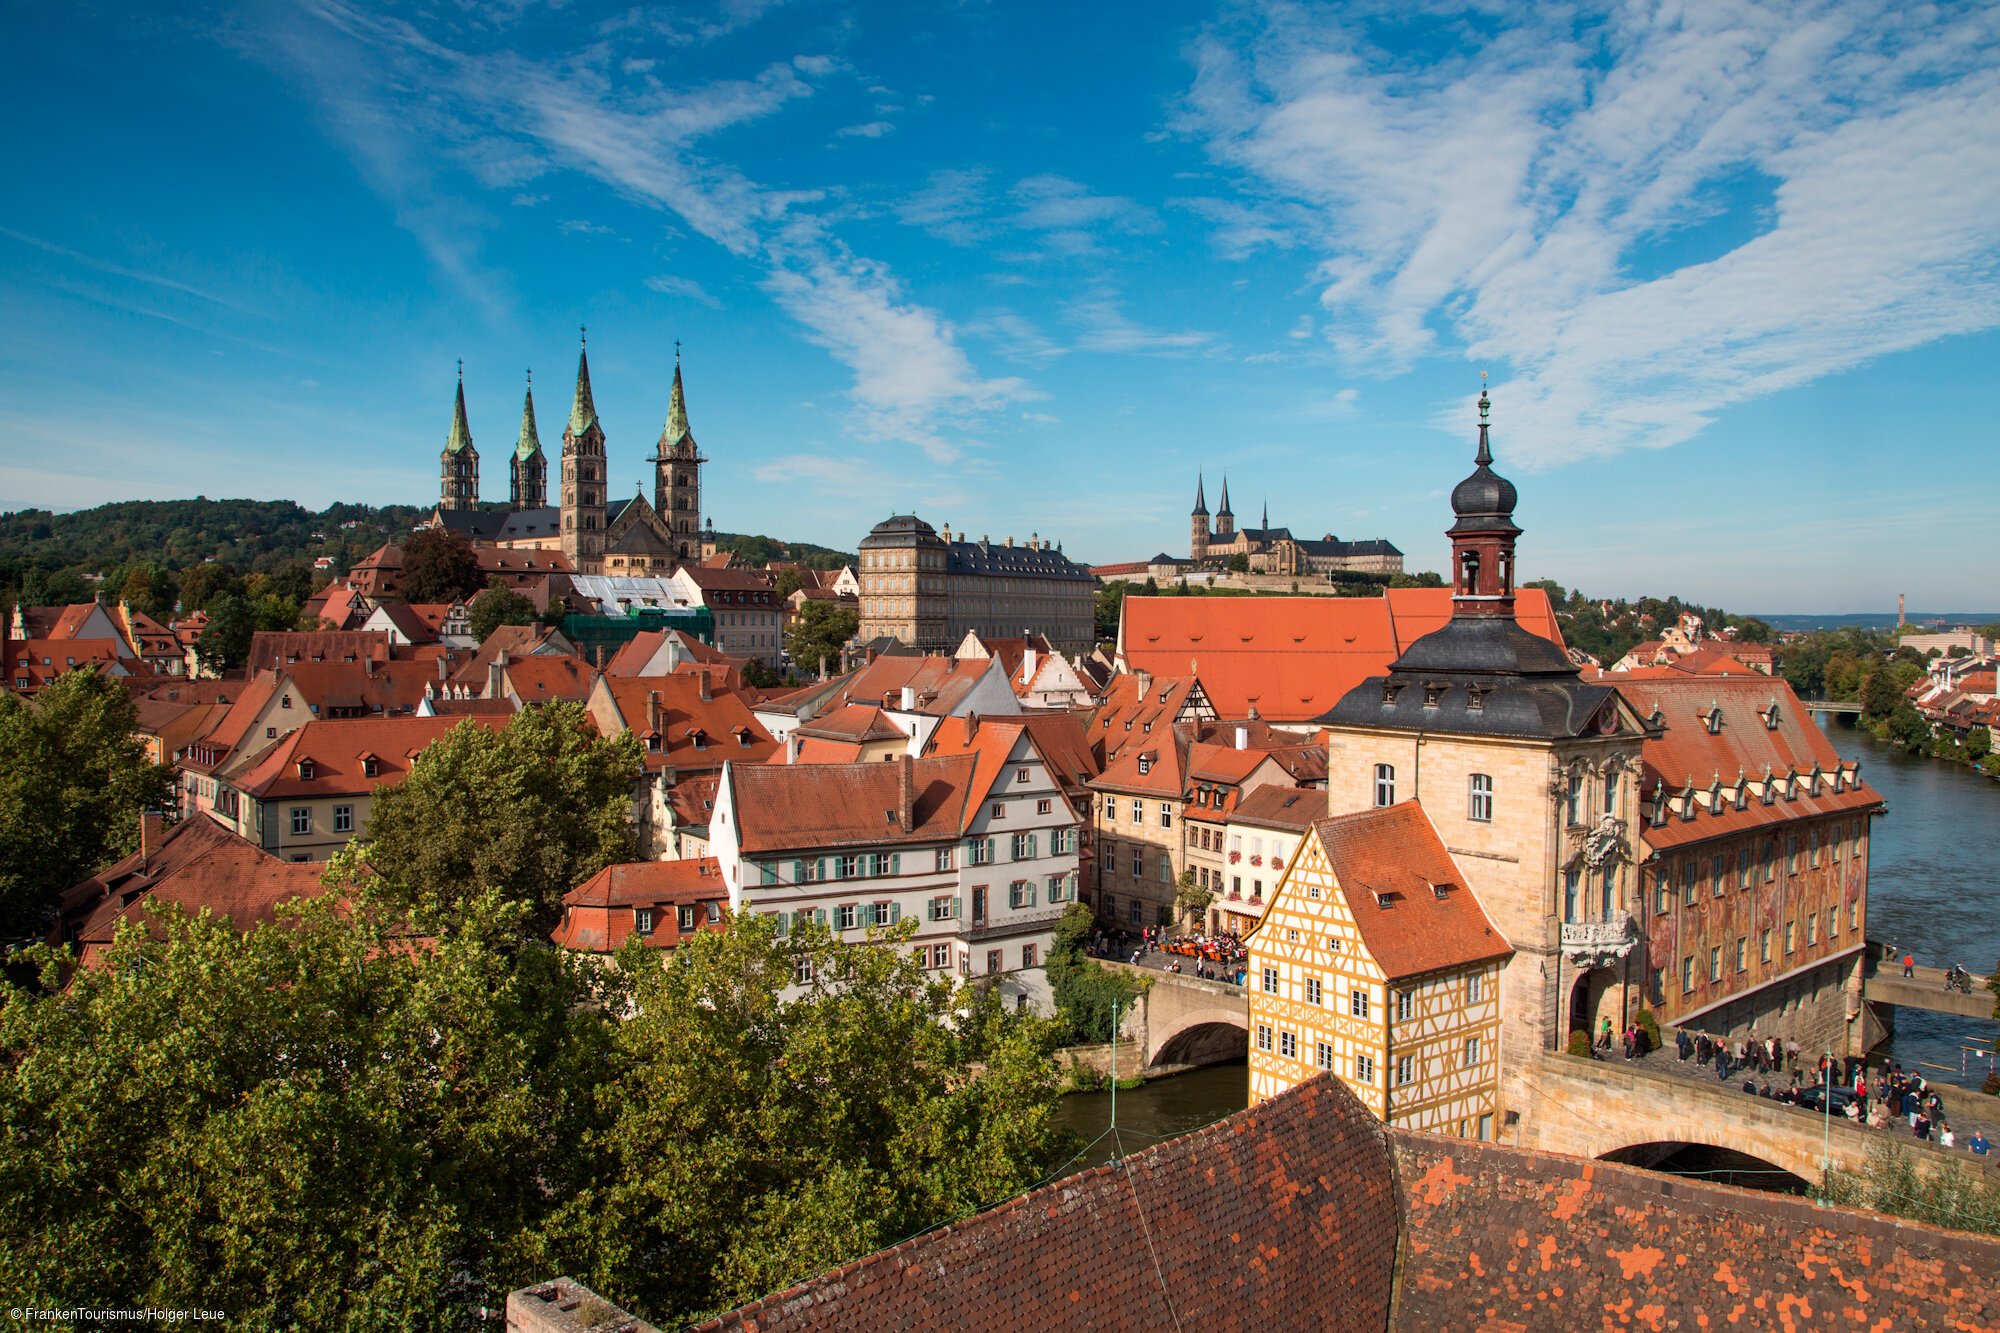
[510,372,547,511]
[1214,475,1236,542]
[650,347,707,563]
[1446,383,1522,617]
[1190,473,1210,561]
[561,333,607,573]
[438,366,479,511]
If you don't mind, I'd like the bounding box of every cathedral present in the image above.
[1188,474,1404,577]
[426,335,716,576]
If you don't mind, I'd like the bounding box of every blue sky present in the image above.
[2,0,1998,612]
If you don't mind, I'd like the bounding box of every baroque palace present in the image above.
[426,335,716,576]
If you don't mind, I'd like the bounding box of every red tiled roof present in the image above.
[677,566,779,593]
[451,625,568,688]
[1228,784,1332,832]
[1089,672,1207,765]
[928,712,1100,795]
[4,638,123,691]
[1092,724,1191,798]
[247,631,393,674]
[371,602,442,643]
[228,715,496,799]
[63,817,327,968]
[551,858,729,952]
[796,704,908,744]
[502,655,600,704]
[725,755,976,853]
[1119,588,1564,723]
[604,629,736,676]
[821,654,1003,719]
[277,658,449,716]
[1303,801,1513,980]
[592,674,778,773]
[179,673,283,771]
[665,773,721,827]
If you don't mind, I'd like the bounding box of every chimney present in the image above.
[1021,645,1036,683]
[897,754,915,833]
[139,811,165,869]
[788,730,802,763]
[1235,725,1248,750]
[647,690,662,733]
[1005,535,1014,548]
[698,670,712,703]
[965,711,979,740]
[900,685,916,711]
[1135,669,1152,699]
[1030,532,1039,550]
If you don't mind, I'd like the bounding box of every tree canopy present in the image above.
[468,581,536,642]
[786,599,858,676]
[0,670,176,938]
[353,702,643,933]
[0,897,1070,1328]
[399,526,483,605]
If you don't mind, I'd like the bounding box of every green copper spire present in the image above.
[445,363,474,454]
[568,330,599,438]
[515,372,542,461]
[660,358,693,452]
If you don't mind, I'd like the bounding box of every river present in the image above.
[1821,715,2000,1087]
[1056,718,2000,1142]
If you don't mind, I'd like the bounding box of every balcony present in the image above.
[965,905,1071,942]
[1560,914,1639,968]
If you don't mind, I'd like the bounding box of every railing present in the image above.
[965,906,1072,942]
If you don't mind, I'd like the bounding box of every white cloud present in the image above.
[1182,0,2000,466]
[558,219,618,236]
[835,120,895,138]
[897,168,991,246]
[644,274,723,308]
[1007,174,1161,256]
[1067,293,1214,355]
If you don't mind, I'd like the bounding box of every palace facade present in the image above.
[856,515,1095,654]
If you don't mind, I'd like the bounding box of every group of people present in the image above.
[1672,1029,1993,1156]
[1087,927,1249,986]
[1592,1017,1656,1061]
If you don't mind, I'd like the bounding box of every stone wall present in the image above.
[507,1279,663,1333]
[1390,1133,2000,1331]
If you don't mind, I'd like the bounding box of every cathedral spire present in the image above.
[659,357,694,453]
[446,362,473,454]
[515,371,541,461]
[1192,473,1208,516]
[1217,475,1233,517]
[1475,371,1493,467]
[1262,499,1269,532]
[569,329,599,438]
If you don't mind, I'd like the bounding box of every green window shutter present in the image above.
[862,904,876,927]
[985,837,996,864]
[1027,834,1038,859]
[891,852,901,875]
[760,862,777,886]
[891,902,902,923]
[792,860,805,884]
[817,857,828,882]
[816,908,827,926]
[952,895,963,920]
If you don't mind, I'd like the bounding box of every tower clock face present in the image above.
[1596,703,1620,734]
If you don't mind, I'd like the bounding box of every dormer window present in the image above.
[1763,704,1781,731]
[1137,754,1153,776]
[1430,882,1452,899]
[1735,783,1749,811]
[1702,707,1722,734]
[1422,683,1444,708]
[362,756,380,779]
[297,759,316,781]
[1680,791,1696,823]
[1761,780,1776,806]
[1709,783,1724,815]
[1465,684,1486,712]
[1381,682,1401,705]
[633,908,655,935]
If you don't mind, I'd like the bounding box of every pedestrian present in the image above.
[1972,1130,1991,1156]
[1942,1123,1957,1149]
[1914,1113,1932,1142]
[1677,1028,1692,1061]
[1904,952,1916,978]
[1599,1016,1614,1051]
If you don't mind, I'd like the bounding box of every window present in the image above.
[362,756,379,779]
[970,838,993,866]
[1128,899,1142,925]
[1131,848,1143,877]
[1712,854,1727,896]
[1850,900,1859,931]
[1159,802,1173,828]
[1563,865,1580,922]
[835,904,858,931]
[1682,861,1698,907]
[1354,1054,1375,1084]
[634,908,655,935]
[935,847,953,872]
[1104,800,1116,823]
[930,943,952,970]
[290,807,311,837]
[1130,799,1142,822]
[1395,990,1413,1022]
[1261,966,1279,994]
[1649,968,1665,1005]
[1829,905,1839,937]
[838,855,860,878]
[795,958,815,985]
[1468,773,1493,822]
[1565,772,1583,825]
[1784,921,1796,954]
[986,949,1002,975]
[1373,764,1396,807]
[1037,799,1052,815]
[1009,881,1036,909]
[1808,828,1821,867]
[1016,767,1030,785]
[1279,1031,1297,1059]
[1464,1036,1481,1068]
[1681,956,1693,993]
[1478,1113,1494,1142]
[1602,776,1618,815]
[760,862,778,886]
[1315,1042,1334,1071]
[1737,847,1752,889]
[1022,943,1038,969]
[873,901,894,926]
[929,895,956,922]
[1305,976,1323,1006]
[1396,1054,1415,1086]
[1761,841,1775,881]
[1350,989,1370,1018]
[333,804,353,834]
[992,803,1005,820]
[1761,928,1773,962]
[1709,946,1722,983]
[1653,876,1670,915]
[1807,914,1818,946]
[1011,832,1037,860]
[1159,855,1172,884]
[1256,1024,1272,1052]
[1465,973,1483,1003]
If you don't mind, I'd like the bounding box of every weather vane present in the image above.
[580,323,587,347]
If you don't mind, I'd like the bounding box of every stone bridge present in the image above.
[1104,965,1992,1186]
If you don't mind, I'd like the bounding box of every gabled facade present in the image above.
[1247,802,1510,1138]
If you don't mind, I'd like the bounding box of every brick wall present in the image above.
[1389,1133,2000,1331]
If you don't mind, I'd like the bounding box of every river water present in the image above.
[1822,716,2000,1086]
[1056,718,2000,1139]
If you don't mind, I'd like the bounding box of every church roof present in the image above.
[656,359,700,459]
[1192,473,1208,516]
[608,517,676,556]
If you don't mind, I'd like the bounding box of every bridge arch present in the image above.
[1152,1020,1249,1070]
[1599,1141,1812,1193]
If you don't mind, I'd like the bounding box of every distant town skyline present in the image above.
[3,1,1997,611]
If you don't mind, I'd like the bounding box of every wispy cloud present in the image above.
[835,120,894,139]
[0,228,257,315]
[1007,175,1161,256]
[644,274,723,308]
[558,219,619,236]
[897,167,992,246]
[1181,0,2000,466]
[1067,292,1214,355]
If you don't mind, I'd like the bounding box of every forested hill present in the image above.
[1522,580,1773,667]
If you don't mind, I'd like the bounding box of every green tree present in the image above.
[786,599,859,676]
[354,703,642,932]
[561,915,1070,1322]
[1388,570,1445,588]
[175,561,239,614]
[0,670,176,937]
[1093,582,1129,641]
[400,525,483,604]
[1172,870,1214,929]
[771,566,806,599]
[0,888,612,1326]
[1043,902,1142,1044]
[1226,553,1249,573]
[1860,668,1904,721]
[468,582,536,642]
[118,563,179,620]
[195,592,256,673]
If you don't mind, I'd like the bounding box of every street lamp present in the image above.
[1821,1047,1835,1194]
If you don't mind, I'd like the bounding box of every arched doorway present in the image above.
[1568,968,1619,1045]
